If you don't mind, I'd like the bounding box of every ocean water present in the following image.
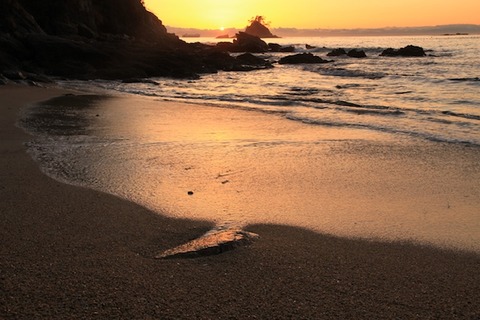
[61,35,480,145]
[21,35,480,252]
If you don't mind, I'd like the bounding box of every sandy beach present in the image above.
[1,85,480,319]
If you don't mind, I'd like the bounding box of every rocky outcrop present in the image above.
[327,48,347,56]
[16,0,172,41]
[278,53,332,65]
[380,45,426,57]
[0,0,43,34]
[0,0,197,80]
[199,50,272,72]
[236,53,272,69]
[268,43,295,52]
[245,16,278,38]
[233,32,269,53]
[216,32,269,53]
[0,0,273,81]
[347,49,367,58]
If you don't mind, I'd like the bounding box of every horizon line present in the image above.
[165,24,480,37]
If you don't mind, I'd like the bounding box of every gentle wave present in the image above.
[56,35,480,146]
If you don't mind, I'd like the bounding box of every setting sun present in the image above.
[143,0,480,29]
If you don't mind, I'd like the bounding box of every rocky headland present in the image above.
[0,1,431,85]
[0,0,274,83]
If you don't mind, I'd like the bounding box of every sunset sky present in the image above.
[144,0,480,30]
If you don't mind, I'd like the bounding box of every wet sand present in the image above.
[1,85,480,319]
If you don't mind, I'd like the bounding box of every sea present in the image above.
[21,35,480,252]
[62,35,480,145]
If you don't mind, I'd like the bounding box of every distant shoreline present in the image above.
[170,24,480,38]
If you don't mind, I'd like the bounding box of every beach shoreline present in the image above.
[1,85,479,319]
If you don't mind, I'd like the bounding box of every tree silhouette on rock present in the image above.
[245,15,278,38]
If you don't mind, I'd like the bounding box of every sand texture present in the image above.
[1,86,480,319]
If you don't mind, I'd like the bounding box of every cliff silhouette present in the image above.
[0,0,270,81]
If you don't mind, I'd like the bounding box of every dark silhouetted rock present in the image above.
[2,69,26,80]
[306,44,316,50]
[235,53,273,70]
[215,32,269,53]
[268,43,282,52]
[215,41,235,52]
[236,53,266,65]
[327,48,347,56]
[0,0,44,34]
[122,78,160,85]
[278,53,332,65]
[380,45,426,57]
[268,43,295,52]
[244,16,278,38]
[190,49,271,73]
[279,46,295,52]
[347,49,367,58]
[232,32,269,53]
[0,74,10,85]
[0,0,278,81]
[16,0,172,41]
[77,23,95,39]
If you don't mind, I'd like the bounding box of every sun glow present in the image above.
[144,0,480,29]
[220,26,225,31]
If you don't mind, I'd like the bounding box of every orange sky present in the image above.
[144,0,480,30]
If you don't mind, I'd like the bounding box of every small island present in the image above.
[244,16,279,38]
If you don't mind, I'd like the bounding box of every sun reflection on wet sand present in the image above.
[48,95,480,252]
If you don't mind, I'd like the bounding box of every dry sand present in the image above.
[1,85,479,319]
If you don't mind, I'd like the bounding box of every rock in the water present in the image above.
[327,48,347,56]
[235,53,272,68]
[347,49,367,58]
[156,229,259,259]
[244,16,278,38]
[268,43,295,52]
[278,53,332,64]
[122,78,159,85]
[380,45,426,57]
[232,32,269,53]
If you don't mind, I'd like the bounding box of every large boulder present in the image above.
[380,45,426,57]
[268,43,295,52]
[327,48,347,56]
[235,53,273,70]
[232,32,269,53]
[347,49,367,58]
[279,53,332,64]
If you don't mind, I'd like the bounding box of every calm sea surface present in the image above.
[21,35,480,252]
